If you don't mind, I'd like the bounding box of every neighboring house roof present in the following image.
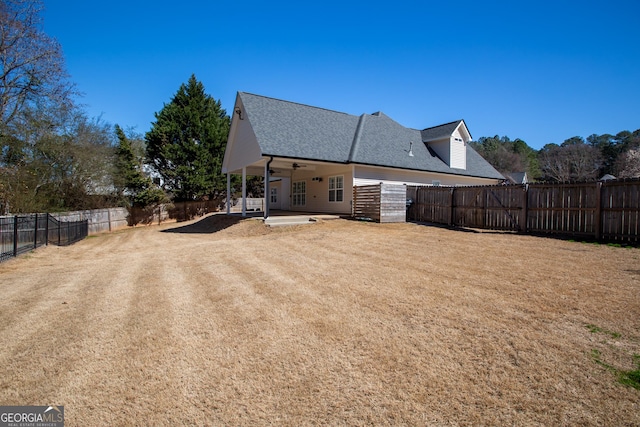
[504,172,528,184]
[599,174,617,181]
[237,92,503,180]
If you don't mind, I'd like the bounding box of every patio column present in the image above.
[264,157,273,219]
[226,173,231,215]
[242,167,247,217]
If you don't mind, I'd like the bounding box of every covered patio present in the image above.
[223,157,308,219]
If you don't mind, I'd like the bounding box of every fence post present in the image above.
[13,215,18,257]
[449,188,455,226]
[520,185,528,233]
[483,188,489,229]
[45,214,49,245]
[34,214,38,249]
[595,181,602,241]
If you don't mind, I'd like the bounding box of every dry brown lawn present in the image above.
[0,214,638,426]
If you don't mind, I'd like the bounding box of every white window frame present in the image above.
[328,175,344,202]
[270,187,277,204]
[292,180,306,207]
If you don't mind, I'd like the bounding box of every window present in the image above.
[329,175,344,202]
[432,180,441,187]
[292,181,306,206]
[270,187,277,203]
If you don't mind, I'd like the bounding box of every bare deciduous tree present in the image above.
[539,142,603,182]
[615,148,640,178]
[0,105,116,213]
[0,0,75,128]
[0,0,113,213]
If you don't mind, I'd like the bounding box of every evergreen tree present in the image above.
[114,125,166,208]
[470,135,540,179]
[145,75,230,201]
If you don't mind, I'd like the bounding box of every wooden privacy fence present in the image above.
[129,200,222,225]
[53,207,129,234]
[407,179,640,243]
[129,198,266,225]
[353,184,407,223]
[600,180,640,242]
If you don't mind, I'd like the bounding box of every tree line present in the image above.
[470,130,640,183]
[0,1,241,214]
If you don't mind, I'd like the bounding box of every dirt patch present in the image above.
[1,213,638,425]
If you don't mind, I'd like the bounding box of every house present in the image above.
[504,172,528,184]
[599,174,617,181]
[222,92,503,217]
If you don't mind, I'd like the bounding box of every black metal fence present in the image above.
[0,214,88,262]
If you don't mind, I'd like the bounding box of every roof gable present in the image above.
[223,94,263,173]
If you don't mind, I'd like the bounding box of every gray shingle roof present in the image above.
[239,92,503,179]
[240,92,358,163]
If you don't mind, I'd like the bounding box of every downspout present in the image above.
[264,156,274,219]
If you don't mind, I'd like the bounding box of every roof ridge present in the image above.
[348,114,367,162]
[239,91,355,118]
[422,119,463,131]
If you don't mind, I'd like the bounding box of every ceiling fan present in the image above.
[292,162,307,170]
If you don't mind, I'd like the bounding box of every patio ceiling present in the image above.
[226,157,320,177]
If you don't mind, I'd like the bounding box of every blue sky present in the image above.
[44,1,639,149]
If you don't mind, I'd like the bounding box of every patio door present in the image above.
[292,180,306,208]
[270,183,281,210]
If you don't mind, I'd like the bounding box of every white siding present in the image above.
[450,128,467,170]
[353,165,498,187]
[222,97,263,173]
[428,138,450,166]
